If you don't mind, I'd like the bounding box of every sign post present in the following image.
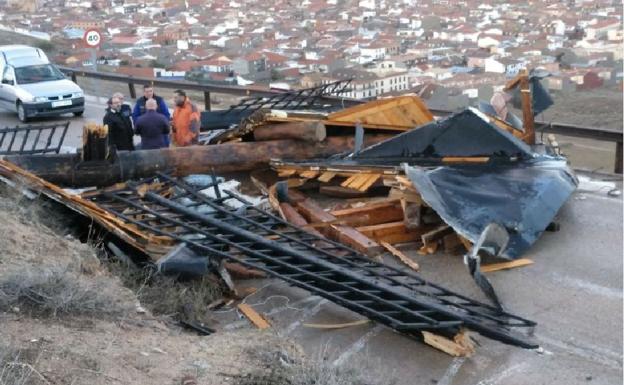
[83,29,101,72]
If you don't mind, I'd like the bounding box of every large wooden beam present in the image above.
[253,121,327,142]
[518,69,535,145]
[6,135,391,187]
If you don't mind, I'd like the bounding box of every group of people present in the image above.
[103,85,201,151]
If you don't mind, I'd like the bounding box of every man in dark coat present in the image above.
[110,92,133,123]
[103,96,134,151]
[135,99,170,149]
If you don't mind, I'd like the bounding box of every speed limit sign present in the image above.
[83,29,102,48]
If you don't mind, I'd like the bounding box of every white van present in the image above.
[0,45,85,122]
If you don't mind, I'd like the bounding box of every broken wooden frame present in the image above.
[79,172,537,348]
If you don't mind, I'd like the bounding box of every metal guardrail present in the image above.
[59,66,280,111]
[60,67,623,174]
[58,66,361,112]
[537,122,622,174]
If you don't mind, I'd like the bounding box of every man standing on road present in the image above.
[104,96,134,151]
[132,84,170,146]
[112,92,133,122]
[171,89,200,147]
[135,99,170,150]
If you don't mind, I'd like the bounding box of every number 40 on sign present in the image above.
[83,29,101,48]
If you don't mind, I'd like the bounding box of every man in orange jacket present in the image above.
[171,89,200,146]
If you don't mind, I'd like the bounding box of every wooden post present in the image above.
[82,123,109,162]
[519,69,535,145]
[204,91,211,111]
[71,72,77,83]
[128,82,136,99]
[504,69,535,145]
[615,141,623,174]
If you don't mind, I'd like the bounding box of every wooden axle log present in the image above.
[6,135,391,188]
[253,121,327,142]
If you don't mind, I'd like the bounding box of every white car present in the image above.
[0,45,84,122]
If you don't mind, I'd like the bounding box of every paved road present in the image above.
[217,183,623,385]
[0,95,108,150]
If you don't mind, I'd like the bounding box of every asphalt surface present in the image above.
[0,98,622,385]
[0,95,117,150]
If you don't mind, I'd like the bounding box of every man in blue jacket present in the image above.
[132,84,170,146]
[135,99,170,150]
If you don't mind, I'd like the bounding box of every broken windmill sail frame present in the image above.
[83,172,537,348]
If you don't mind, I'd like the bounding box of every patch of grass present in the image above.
[237,345,396,385]
[0,346,41,385]
[237,361,394,385]
[0,266,133,318]
[106,260,222,320]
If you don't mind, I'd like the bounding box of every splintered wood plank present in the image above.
[295,198,335,222]
[481,258,534,273]
[277,169,297,177]
[381,241,419,271]
[237,304,271,329]
[250,170,274,196]
[330,199,403,227]
[340,174,359,188]
[280,202,311,227]
[442,156,490,163]
[344,174,365,189]
[395,175,414,188]
[422,329,475,357]
[295,198,382,256]
[357,221,434,244]
[330,224,383,257]
[341,174,368,189]
[317,171,337,183]
[357,174,381,192]
[224,263,266,279]
[349,174,375,190]
[421,225,453,246]
[418,242,439,255]
[331,199,401,216]
[388,186,424,205]
[299,170,319,179]
[352,174,374,189]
